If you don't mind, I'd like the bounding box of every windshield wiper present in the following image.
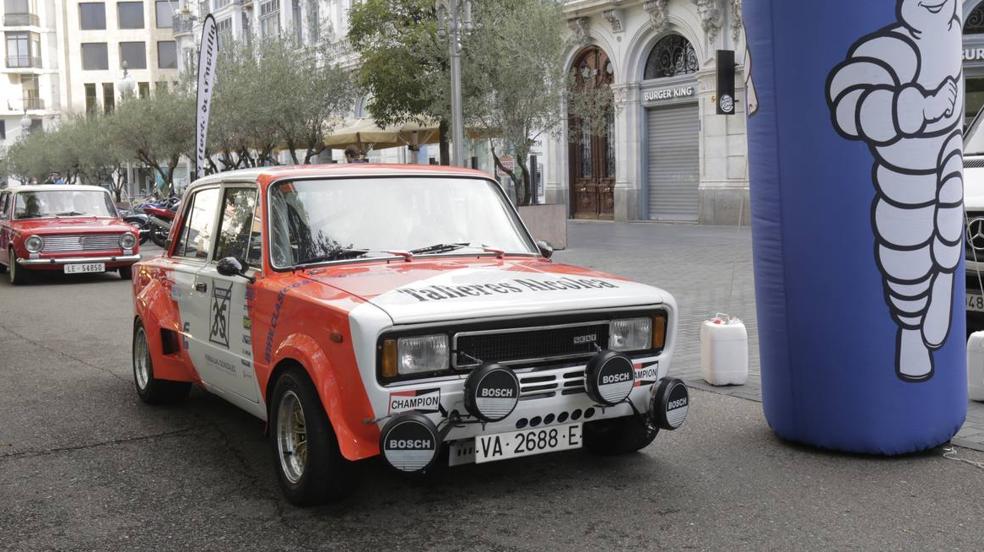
[55,211,85,217]
[297,249,370,265]
[409,242,472,255]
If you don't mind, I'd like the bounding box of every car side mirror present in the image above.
[536,240,554,259]
[217,257,255,283]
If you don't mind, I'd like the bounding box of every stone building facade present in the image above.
[547,0,749,224]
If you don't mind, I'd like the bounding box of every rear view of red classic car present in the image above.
[0,185,141,285]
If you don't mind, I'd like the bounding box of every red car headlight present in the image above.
[119,233,137,250]
[24,235,43,253]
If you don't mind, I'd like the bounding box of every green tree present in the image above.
[6,128,78,184]
[109,89,195,196]
[70,115,130,201]
[204,36,356,171]
[348,0,453,164]
[466,0,611,206]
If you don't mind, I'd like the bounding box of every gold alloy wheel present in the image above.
[276,390,308,484]
[133,326,151,391]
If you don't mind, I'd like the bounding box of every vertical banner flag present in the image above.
[194,14,218,181]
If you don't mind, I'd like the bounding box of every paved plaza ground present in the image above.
[3,223,984,551]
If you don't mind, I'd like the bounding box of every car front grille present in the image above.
[453,321,610,369]
[968,212,984,262]
[517,365,587,400]
[42,234,122,253]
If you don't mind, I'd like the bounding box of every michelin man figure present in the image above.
[826,0,963,381]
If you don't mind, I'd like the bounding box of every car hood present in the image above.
[299,257,668,324]
[9,218,132,234]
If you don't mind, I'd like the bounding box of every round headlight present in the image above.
[379,412,441,473]
[463,363,520,422]
[119,232,137,250]
[24,235,43,253]
[585,350,636,406]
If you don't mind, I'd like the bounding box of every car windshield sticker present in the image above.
[209,282,232,347]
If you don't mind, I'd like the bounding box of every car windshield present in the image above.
[269,177,537,267]
[14,190,117,219]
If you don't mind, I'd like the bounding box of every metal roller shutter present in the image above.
[647,104,700,221]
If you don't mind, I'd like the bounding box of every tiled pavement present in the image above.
[554,221,984,452]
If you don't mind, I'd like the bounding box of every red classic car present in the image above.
[0,185,141,285]
[130,165,687,506]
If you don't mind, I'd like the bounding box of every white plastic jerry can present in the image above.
[967,332,984,402]
[700,313,749,386]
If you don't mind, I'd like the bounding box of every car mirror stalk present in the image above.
[217,257,255,283]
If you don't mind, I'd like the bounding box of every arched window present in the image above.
[969,2,984,34]
[644,34,698,80]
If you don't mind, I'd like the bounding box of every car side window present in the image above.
[173,188,220,260]
[214,187,260,267]
[0,193,7,220]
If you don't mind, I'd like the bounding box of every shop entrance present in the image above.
[646,103,700,221]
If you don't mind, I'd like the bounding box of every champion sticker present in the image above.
[634,361,660,386]
[388,388,441,414]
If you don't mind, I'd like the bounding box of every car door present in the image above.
[193,183,262,404]
[168,186,223,389]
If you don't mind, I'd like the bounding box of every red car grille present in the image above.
[42,234,122,253]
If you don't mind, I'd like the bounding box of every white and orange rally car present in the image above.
[131,165,688,505]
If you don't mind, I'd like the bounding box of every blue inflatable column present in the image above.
[745,0,967,454]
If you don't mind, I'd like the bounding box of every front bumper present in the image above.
[17,254,142,266]
[377,354,668,441]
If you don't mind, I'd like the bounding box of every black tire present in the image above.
[119,266,133,280]
[8,249,29,286]
[149,226,168,248]
[583,415,659,456]
[269,367,358,506]
[132,320,191,405]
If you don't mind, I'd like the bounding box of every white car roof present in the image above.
[5,184,110,193]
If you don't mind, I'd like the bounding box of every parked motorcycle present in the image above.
[118,209,151,245]
[144,201,179,248]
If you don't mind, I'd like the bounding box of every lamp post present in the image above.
[118,61,137,98]
[436,0,473,167]
[118,62,137,198]
[19,111,31,135]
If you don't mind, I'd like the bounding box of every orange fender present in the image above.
[271,332,379,461]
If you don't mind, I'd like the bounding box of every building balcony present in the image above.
[3,12,40,26]
[23,97,44,111]
[5,54,41,69]
[173,13,195,36]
